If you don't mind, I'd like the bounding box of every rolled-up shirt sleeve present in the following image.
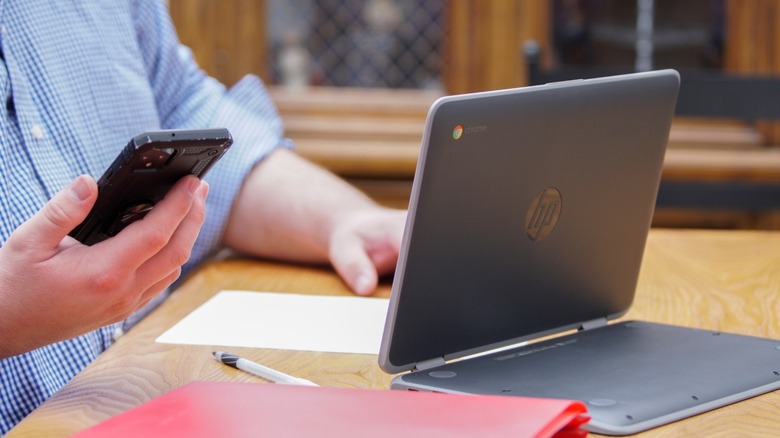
[135,0,293,271]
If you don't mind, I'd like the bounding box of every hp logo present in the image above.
[525,188,562,241]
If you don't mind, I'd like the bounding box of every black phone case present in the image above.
[69,128,233,245]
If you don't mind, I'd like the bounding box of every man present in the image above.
[0,1,405,432]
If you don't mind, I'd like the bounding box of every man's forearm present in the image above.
[223,148,379,262]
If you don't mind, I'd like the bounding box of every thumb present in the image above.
[16,175,97,249]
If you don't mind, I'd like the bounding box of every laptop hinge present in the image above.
[413,357,447,372]
[579,317,608,331]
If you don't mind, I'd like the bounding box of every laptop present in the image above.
[378,70,780,435]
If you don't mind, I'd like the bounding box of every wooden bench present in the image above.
[270,86,780,229]
[523,41,780,229]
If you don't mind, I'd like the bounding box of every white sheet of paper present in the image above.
[155,290,389,355]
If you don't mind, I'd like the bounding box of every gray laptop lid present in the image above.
[378,70,780,435]
[380,70,679,371]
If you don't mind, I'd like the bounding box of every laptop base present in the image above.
[392,321,780,435]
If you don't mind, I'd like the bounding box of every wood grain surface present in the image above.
[7,229,780,437]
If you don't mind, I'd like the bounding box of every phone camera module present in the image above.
[133,147,176,171]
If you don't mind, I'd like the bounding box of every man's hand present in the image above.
[224,149,406,296]
[0,174,208,358]
[327,208,406,295]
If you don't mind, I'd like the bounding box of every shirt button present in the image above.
[31,124,45,140]
[112,326,125,341]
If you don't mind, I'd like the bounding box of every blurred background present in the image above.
[169,0,780,230]
[168,0,780,92]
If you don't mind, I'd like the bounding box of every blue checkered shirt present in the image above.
[0,1,289,432]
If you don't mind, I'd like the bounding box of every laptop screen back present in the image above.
[380,71,680,372]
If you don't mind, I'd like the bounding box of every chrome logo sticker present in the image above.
[452,124,463,140]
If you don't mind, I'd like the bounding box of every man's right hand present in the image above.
[0,174,208,358]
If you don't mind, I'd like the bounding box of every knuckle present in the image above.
[88,269,126,292]
[190,206,207,227]
[106,297,139,320]
[112,294,138,315]
[169,241,193,267]
[169,266,183,283]
[144,228,171,250]
[43,199,75,228]
[5,232,31,253]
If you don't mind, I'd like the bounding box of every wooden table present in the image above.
[8,229,780,437]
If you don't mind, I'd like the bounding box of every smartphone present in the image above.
[69,128,233,245]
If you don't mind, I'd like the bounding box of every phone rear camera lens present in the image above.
[133,147,176,171]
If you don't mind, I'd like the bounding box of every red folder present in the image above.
[73,381,588,437]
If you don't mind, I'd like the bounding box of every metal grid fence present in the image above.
[267,0,444,89]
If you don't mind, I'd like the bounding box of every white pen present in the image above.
[212,351,319,387]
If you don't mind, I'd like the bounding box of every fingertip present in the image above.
[197,180,210,200]
[69,175,97,202]
[180,174,200,194]
[352,273,376,296]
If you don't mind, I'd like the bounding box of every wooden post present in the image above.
[169,0,268,87]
